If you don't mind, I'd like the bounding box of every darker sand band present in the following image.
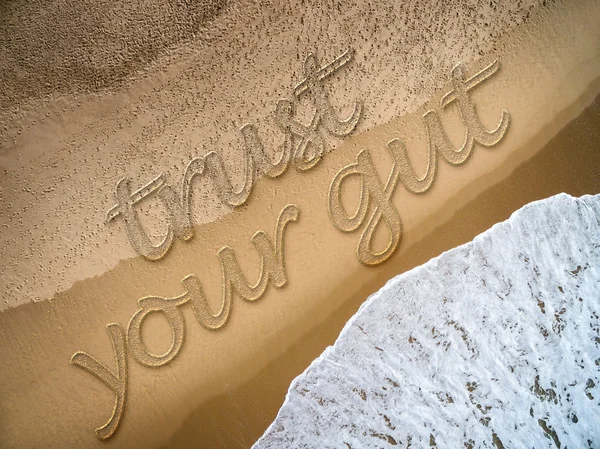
[161,87,600,449]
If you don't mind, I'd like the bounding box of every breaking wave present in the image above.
[255,193,600,448]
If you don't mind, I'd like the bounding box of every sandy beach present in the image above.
[1,0,600,448]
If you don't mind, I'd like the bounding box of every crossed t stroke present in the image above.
[106,50,362,261]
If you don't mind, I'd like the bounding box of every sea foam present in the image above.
[255,193,600,448]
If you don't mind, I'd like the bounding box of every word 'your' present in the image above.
[72,204,299,440]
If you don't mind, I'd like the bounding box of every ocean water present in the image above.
[255,193,600,449]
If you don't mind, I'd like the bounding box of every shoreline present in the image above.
[2,1,600,448]
[161,87,600,449]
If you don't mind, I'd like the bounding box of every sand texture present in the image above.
[1,0,600,448]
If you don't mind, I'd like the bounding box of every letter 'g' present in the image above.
[328,147,402,266]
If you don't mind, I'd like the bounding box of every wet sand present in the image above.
[164,87,600,449]
[1,1,600,448]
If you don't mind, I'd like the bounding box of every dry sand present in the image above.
[1,0,600,448]
[1,0,548,310]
